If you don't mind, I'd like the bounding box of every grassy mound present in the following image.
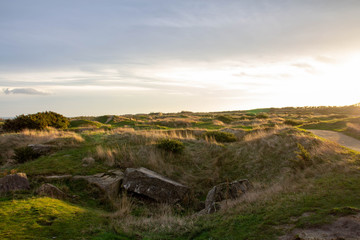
[0,197,108,240]
[69,119,102,128]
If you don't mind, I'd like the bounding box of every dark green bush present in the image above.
[256,113,269,119]
[216,115,233,124]
[157,139,185,153]
[3,111,69,132]
[204,131,237,143]
[13,146,41,163]
[284,119,303,126]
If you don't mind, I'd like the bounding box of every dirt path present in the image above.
[308,129,360,152]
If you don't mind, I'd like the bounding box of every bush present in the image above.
[256,113,269,119]
[13,146,41,163]
[216,115,233,124]
[284,119,303,126]
[3,111,69,132]
[204,131,237,143]
[291,143,312,170]
[156,139,185,153]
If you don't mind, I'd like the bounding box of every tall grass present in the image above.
[0,128,84,165]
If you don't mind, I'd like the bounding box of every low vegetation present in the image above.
[3,111,69,132]
[1,104,360,239]
[156,139,185,154]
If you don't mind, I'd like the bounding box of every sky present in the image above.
[1,0,360,117]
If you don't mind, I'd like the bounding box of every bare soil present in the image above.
[308,130,360,152]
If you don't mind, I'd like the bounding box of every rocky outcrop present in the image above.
[28,144,55,155]
[74,170,124,200]
[36,183,67,199]
[0,173,30,193]
[122,167,189,204]
[204,179,251,213]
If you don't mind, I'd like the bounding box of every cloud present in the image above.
[315,56,337,64]
[292,63,316,74]
[3,88,50,95]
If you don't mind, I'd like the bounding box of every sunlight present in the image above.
[320,53,360,105]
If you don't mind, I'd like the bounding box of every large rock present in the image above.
[204,179,251,213]
[28,144,55,155]
[36,183,67,199]
[122,167,189,204]
[74,170,124,200]
[0,173,30,193]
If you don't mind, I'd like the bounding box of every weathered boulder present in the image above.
[28,144,55,155]
[74,170,123,200]
[36,183,67,199]
[0,173,30,193]
[204,179,251,213]
[122,167,189,204]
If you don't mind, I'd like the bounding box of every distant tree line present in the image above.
[3,111,69,132]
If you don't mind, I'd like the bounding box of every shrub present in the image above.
[157,139,185,153]
[284,119,302,126]
[216,115,233,124]
[291,143,312,170]
[204,131,237,143]
[3,111,69,132]
[256,113,269,119]
[13,146,41,163]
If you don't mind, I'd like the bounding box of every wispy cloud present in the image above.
[292,63,316,74]
[315,56,337,64]
[3,88,50,95]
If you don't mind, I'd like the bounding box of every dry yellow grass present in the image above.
[109,193,134,218]
[243,125,285,142]
[111,202,193,234]
[0,128,84,164]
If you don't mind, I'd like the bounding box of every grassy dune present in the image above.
[1,105,360,239]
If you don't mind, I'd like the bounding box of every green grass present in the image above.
[246,108,270,114]
[233,125,253,130]
[16,146,109,176]
[0,197,109,240]
[70,119,102,128]
[302,119,348,131]
[192,122,223,130]
[95,115,111,124]
[173,171,360,240]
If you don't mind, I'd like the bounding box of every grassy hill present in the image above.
[1,104,360,239]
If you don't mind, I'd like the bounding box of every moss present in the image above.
[0,197,107,240]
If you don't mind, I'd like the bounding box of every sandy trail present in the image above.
[308,129,360,152]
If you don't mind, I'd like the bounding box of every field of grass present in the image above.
[1,104,360,239]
